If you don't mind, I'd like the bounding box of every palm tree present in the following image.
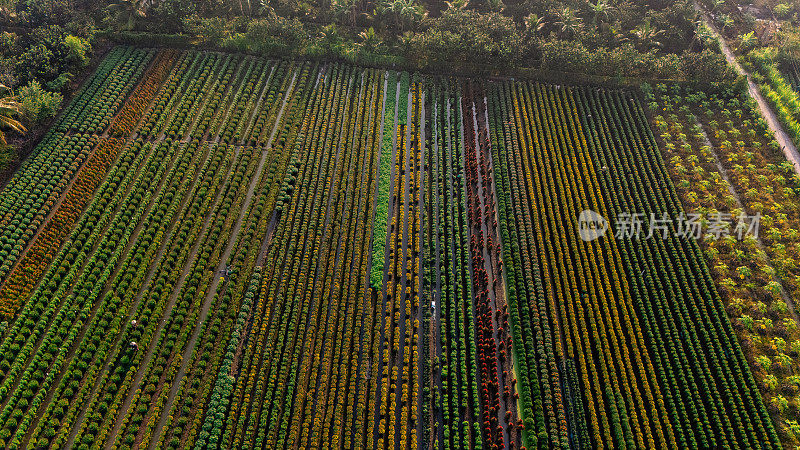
[0,85,26,147]
[107,0,147,31]
[554,7,582,39]
[318,24,343,54]
[330,0,358,26]
[588,0,616,30]
[375,0,424,33]
[358,27,385,54]
[524,13,546,37]
[632,18,665,50]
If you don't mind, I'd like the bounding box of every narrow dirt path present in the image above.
[459,91,484,450]
[150,53,216,143]
[253,64,304,263]
[467,92,511,447]
[147,71,299,449]
[696,3,800,173]
[483,94,525,420]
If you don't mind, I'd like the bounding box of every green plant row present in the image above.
[369,70,397,288]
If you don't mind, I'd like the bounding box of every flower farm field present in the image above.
[0,45,791,449]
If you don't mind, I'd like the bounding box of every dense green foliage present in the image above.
[17,80,62,123]
[0,21,94,172]
[2,0,732,80]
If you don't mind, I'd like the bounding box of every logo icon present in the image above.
[578,209,608,242]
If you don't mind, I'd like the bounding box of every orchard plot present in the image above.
[0,46,783,449]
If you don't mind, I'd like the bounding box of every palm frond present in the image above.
[0,115,26,135]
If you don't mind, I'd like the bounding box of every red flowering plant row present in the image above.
[461,81,518,450]
[418,79,484,450]
[68,48,153,135]
[109,49,179,137]
[0,139,197,448]
[0,134,97,284]
[16,140,219,450]
[0,137,123,314]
